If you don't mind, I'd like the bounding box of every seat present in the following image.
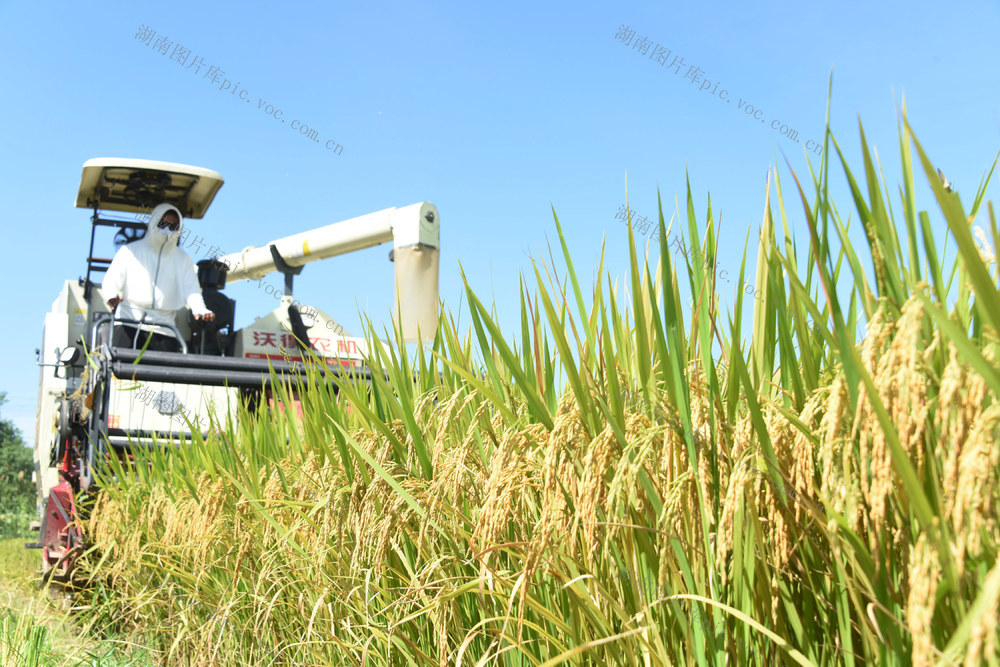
[190,289,235,355]
[190,259,236,355]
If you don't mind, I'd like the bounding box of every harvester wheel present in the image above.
[39,482,82,582]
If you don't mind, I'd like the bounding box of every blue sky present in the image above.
[1,0,999,440]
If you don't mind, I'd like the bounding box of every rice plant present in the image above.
[73,105,1000,666]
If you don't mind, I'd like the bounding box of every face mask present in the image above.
[151,217,180,249]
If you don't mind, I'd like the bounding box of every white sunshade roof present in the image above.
[75,158,224,219]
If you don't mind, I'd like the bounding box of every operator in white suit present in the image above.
[102,203,214,352]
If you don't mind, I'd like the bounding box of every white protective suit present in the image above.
[102,203,210,337]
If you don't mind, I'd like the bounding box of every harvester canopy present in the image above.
[75,158,224,219]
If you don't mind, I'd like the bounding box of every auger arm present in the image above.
[218,202,440,342]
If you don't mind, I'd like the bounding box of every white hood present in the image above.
[102,202,210,337]
[145,203,183,252]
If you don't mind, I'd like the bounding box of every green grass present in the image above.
[0,513,37,541]
[0,540,155,667]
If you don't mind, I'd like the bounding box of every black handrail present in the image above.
[111,347,370,377]
[90,313,189,354]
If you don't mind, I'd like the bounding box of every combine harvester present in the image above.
[29,158,440,578]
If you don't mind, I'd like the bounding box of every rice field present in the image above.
[0,537,154,666]
[70,111,1000,665]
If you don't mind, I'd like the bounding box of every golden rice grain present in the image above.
[906,533,940,667]
[951,404,1000,576]
[964,551,1000,667]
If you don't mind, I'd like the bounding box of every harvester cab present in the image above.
[29,158,440,578]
